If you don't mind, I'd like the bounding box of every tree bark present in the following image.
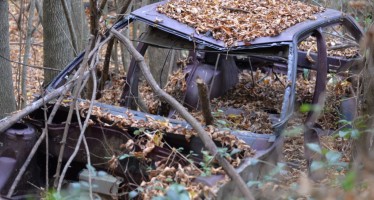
[43,0,74,84]
[61,0,78,54]
[70,0,89,52]
[21,0,36,109]
[0,0,17,118]
[146,0,177,87]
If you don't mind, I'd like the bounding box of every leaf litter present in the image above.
[157,0,324,46]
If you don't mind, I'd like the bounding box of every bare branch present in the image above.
[53,37,93,188]
[111,28,255,200]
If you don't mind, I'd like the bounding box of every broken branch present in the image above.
[196,77,214,125]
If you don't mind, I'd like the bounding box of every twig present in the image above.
[248,58,256,87]
[111,29,255,200]
[221,6,251,13]
[0,53,61,72]
[57,52,99,196]
[35,0,43,23]
[41,84,49,190]
[53,38,93,188]
[209,54,220,96]
[75,103,94,199]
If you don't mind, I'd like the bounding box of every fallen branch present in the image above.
[0,79,76,133]
[111,29,255,200]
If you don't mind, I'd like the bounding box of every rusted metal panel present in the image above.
[0,123,38,194]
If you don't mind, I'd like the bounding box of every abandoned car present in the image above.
[0,1,363,199]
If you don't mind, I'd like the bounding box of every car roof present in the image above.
[130,1,348,51]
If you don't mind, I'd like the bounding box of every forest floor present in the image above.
[7,1,354,199]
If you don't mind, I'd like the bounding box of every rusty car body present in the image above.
[0,1,363,199]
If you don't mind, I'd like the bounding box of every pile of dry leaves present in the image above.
[157,0,324,46]
[79,100,255,199]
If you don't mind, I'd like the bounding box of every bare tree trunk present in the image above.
[148,46,176,87]
[0,0,17,118]
[70,0,88,52]
[21,0,37,108]
[43,0,74,84]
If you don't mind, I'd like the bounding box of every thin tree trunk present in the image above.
[16,0,25,109]
[21,0,36,108]
[43,0,74,84]
[0,0,17,118]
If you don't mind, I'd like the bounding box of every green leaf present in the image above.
[230,148,242,156]
[129,190,139,199]
[52,192,62,200]
[218,147,229,157]
[306,143,322,154]
[300,104,312,113]
[133,130,141,135]
[351,129,360,139]
[166,184,189,200]
[325,151,342,164]
[119,154,132,160]
[310,161,325,171]
[338,119,351,125]
[303,69,309,80]
[341,171,356,191]
[338,130,349,138]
